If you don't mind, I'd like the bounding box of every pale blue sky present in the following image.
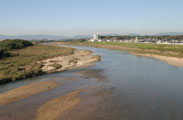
[0,0,183,36]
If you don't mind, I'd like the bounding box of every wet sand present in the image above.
[132,53,183,67]
[35,90,81,120]
[0,81,57,106]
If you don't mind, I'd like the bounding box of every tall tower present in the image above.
[93,33,99,40]
[135,37,138,42]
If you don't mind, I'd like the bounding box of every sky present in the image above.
[0,0,183,36]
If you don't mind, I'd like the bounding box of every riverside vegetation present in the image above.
[0,40,74,84]
[66,41,183,58]
[0,39,33,58]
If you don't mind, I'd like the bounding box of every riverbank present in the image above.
[0,44,101,84]
[58,42,183,67]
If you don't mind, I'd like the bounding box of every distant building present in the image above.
[106,39,111,42]
[89,33,102,42]
[135,37,138,42]
[156,40,170,44]
[93,33,99,40]
[156,40,161,44]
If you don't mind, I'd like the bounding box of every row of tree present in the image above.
[100,35,183,40]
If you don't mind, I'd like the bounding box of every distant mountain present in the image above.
[0,35,65,40]
[101,33,121,36]
[70,35,92,39]
[127,33,141,36]
[157,32,183,36]
[0,35,92,40]
[102,32,183,36]
[1,32,183,40]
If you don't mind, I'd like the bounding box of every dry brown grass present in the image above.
[0,44,74,84]
[35,90,81,120]
[0,81,57,106]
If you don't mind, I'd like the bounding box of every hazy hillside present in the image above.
[0,35,92,40]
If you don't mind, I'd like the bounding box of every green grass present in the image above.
[67,41,183,58]
[87,42,183,52]
[0,44,74,84]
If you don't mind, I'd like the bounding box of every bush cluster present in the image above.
[0,39,33,50]
[0,48,10,58]
[72,39,87,42]
[0,39,33,58]
[0,44,74,84]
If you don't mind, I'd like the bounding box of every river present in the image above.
[0,45,183,120]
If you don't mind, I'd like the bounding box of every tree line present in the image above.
[100,35,183,40]
[0,39,33,58]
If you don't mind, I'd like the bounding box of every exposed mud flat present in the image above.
[35,90,81,120]
[0,81,57,106]
[40,50,101,73]
[61,87,113,120]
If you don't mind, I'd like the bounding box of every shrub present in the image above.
[52,64,62,69]
[0,39,33,50]
[0,39,33,59]
[0,48,10,58]
[73,39,87,43]
[0,44,74,84]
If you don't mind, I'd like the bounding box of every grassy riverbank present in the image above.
[58,41,183,67]
[65,42,183,58]
[0,44,74,84]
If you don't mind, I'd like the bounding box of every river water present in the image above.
[0,45,183,120]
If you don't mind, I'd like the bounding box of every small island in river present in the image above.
[0,39,101,84]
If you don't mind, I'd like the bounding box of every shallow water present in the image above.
[1,45,183,120]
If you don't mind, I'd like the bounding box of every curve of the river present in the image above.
[0,45,183,120]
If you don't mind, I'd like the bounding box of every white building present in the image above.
[157,41,170,44]
[135,37,138,42]
[90,33,102,42]
[93,33,99,40]
[106,39,111,42]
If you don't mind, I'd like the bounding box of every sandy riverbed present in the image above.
[132,53,183,67]
[35,90,81,120]
[0,48,100,107]
[40,49,101,73]
[0,81,57,106]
